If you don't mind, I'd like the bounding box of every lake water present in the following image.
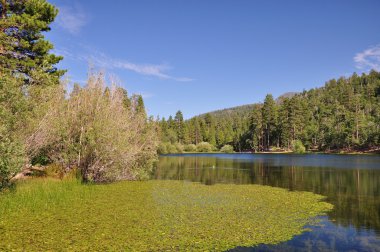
[154,153,380,251]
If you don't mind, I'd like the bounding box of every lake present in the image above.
[155,153,380,251]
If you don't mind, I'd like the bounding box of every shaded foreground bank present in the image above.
[0,179,332,251]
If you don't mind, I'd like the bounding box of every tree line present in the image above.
[159,70,380,153]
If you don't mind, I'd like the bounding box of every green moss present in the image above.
[0,179,332,251]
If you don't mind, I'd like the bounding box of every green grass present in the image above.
[0,178,333,251]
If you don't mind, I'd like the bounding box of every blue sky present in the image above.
[47,0,380,119]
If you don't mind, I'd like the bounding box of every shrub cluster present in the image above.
[0,75,27,189]
[196,142,213,152]
[157,142,184,154]
[184,144,197,152]
[158,142,217,154]
[220,145,234,153]
[292,140,306,154]
[27,73,158,182]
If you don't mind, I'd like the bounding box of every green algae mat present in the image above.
[0,179,332,251]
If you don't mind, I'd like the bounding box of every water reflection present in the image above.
[154,153,380,250]
[233,217,380,252]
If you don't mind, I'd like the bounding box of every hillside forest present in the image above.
[158,71,380,153]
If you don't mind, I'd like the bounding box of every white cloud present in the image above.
[108,59,193,82]
[139,92,154,99]
[57,5,88,34]
[354,45,380,71]
[87,51,192,81]
[55,45,193,82]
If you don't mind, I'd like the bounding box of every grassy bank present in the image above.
[0,178,332,251]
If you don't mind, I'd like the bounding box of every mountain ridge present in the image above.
[194,92,298,120]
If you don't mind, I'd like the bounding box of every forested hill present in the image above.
[198,104,256,120]
[159,70,380,153]
[196,92,298,120]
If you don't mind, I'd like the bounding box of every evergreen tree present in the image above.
[167,116,175,130]
[0,0,64,84]
[262,94,277,150]
[204,113,216,146]
[117,87,131,109]
[182,124,191,144]
[250,104,263,151]
[131,94,146,118]
[193,117,202,144]
[174,110,184,143]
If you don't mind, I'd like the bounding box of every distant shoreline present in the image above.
[161,148,380,155]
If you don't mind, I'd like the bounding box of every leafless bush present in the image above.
[27,72,158,182]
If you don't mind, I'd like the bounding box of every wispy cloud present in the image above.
[56,5,88,34]
[85,49,192,81]
[54,45,193,82]
[139,92,154,99]
[354,45,380,71]
[113,61,189,81]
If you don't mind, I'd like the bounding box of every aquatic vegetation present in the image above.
[0,179,332,251]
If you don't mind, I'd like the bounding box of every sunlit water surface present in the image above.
[154,153,380,251]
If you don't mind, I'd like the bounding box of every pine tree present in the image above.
[167,116,175,130]
[204,113,216,146]
[0,0,65,84]
[262,94,277,150]
[131,94,146,118]
[117,87,131,109]
[193,117,201,144]
[174,110,184,143]
[250,104,263,151]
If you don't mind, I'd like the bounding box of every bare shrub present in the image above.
[27,72,158,182]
